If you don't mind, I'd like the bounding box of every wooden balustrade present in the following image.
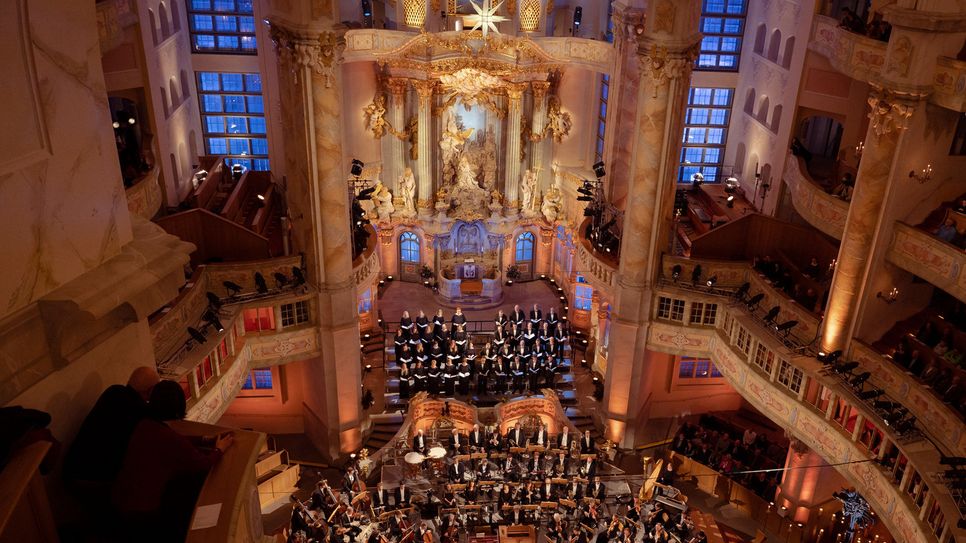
[0,442,57,543]
[189,156,227,210]
[156,208,271,266]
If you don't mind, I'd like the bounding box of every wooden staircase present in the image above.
[255,446,300,514]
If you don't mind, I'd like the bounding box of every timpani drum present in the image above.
[427,447,447,459]
[404,452,425,477]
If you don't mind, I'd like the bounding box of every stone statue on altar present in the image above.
[443,156,489,220]
[520,169,538,217]
[373,181,394,221]
[541,168,563,223]
[440,110,474,185]
[398,167,417,218]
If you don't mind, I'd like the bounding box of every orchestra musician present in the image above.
[488,427,503,452]
[558,426,572,450]
[343,465,360,494]
[649,522,671,543]
[580,430,596,453]
[530,423,548,448]
[587,477,606,501]
[448,428,464,454]
[552,451,570,477]
[527,451,543,477]
[469,424,485,451]
[540,477,557,501]
[449,460,467,482]
[395,483,411,508]
[413,428,428,454]
[372,481,391,510]
[579,456,597,479]
[477,458,492,480]
[506,423,524,448]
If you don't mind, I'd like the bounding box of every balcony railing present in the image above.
[125,166,163,220]
[809,15,887,85]
[887,222,966,304]
[783,154,848,240]
[933,56,966,112]
[645,271,963,543]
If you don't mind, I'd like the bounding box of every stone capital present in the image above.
[506,84,527,102]
[637,42,698,88]
[387,78,410,98]
[866,88,920,138]
[531,81,551,99]
[413,79,437,99]
[269,22,342,87]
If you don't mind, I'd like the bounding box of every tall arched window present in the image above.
[515,231,535,280]
[400,232,420,263]
[515,231,534,262]
[399,231,421,282]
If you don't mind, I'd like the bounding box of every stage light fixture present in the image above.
[745,293,764,309]
[734,282,750,300]
[350,159,365,177]
[593,161,606,179]
[188,327,207,344]
[254,272,269,294]
[292,266,306,286]
[872,400,900,411]
[204,311,225,333]
[762,306,780,324]
[705,276,717,288]
[690,265,702,285]
[774,320,798,335]
[223,281,243,296]
[576,195,594,202]
[671,265,682,281]
[257,193,266,201]
[884,407,909,426]
[128,117,136,125]
[205,292,223,310]
[112,121,120,129]
[831,361,858,375]
[856,388,884,400]
[726,195,735,208]
[724,176,740,192]
[849,372,871,388]
[274,272,289,289]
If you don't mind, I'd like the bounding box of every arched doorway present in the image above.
[514,231,535,280]
[399,231,421,282]
[798,115,844,180]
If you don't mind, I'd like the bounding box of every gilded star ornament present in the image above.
[467,0,508,39]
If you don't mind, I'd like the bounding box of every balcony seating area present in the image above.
[834,7,892,42]
[916,193,966,251]
[871,298,966,418]
[671,413,788,501]
[676,184,758,254]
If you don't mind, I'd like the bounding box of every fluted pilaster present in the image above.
[414,80,435,214]
[530,81,551,192]
[504,84,525,213]
[386,78,409,199]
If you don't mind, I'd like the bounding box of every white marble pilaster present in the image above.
[414,80,435,216]
[530,81,551,193]
[386,78,408,200]
[504,85,525,214]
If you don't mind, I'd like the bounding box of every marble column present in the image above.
[386,78,409,201]
[820,90,916,352]
[504,84,525,213]
[601,5,700,448]
[270,23,363,460]
[530,81,551,193]
[414,80,435,216]
[776,443,844,523]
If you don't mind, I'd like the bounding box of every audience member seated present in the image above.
[934,218,959,244]
[671,416,783,501]
[63,366,160,492]
[112,380,234,542]
[830,173,854,201]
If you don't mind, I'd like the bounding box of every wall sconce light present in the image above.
[854,140,864,163]
[909,164,932,183]
[877,287,899,304]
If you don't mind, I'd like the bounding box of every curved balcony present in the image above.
[933,56,966,112]
[353,228,381,289]
[887,222,966,304]
[575,223,618,298]
[645,274,963,543]
[125,166,163,220]
[809,15,887,85]
[783,154,849,240]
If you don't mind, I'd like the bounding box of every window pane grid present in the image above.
[679,87,733,182]
[187,0,257,54]
[696,0,746,71]
[198,72,269,170]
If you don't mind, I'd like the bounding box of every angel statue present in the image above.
[541,174,563,223]
[398,167,417,218]
[363,94,389,139]
[440,110,474,182]
[520,169,538,216]
[373,181,394,221]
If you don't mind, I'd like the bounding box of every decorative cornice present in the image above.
[638,42,699,94]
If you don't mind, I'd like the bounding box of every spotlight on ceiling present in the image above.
[705,275,717,288]
[745,293,764,309]
[762,306,780,324]
[849,372,871,389]
[205,292,223,310]
[831,361,859,375]
[592,161,606,179]
[274,272,289,289]
[734,282,750,301]
[257,193,266,201]
[112,121,120,129]
[671,265,682,281]
[350,159,365,177]
[357,186,377,201]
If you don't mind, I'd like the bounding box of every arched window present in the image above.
[753,23,766,54]
[158,2,171,39]
[757,96,770,123]
[767,29,782,62]
[743,88,756,115]
[782,36,796,68]
[771,104,783,133]
[400,232,420,263]
[515,231,534,262]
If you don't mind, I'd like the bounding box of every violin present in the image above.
[422,528,433,543]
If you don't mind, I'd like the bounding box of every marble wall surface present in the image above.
[1,0,134,319]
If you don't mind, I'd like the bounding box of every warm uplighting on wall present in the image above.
[404,0,427,28]
[519,0,541,32]
[908,163,932,183]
